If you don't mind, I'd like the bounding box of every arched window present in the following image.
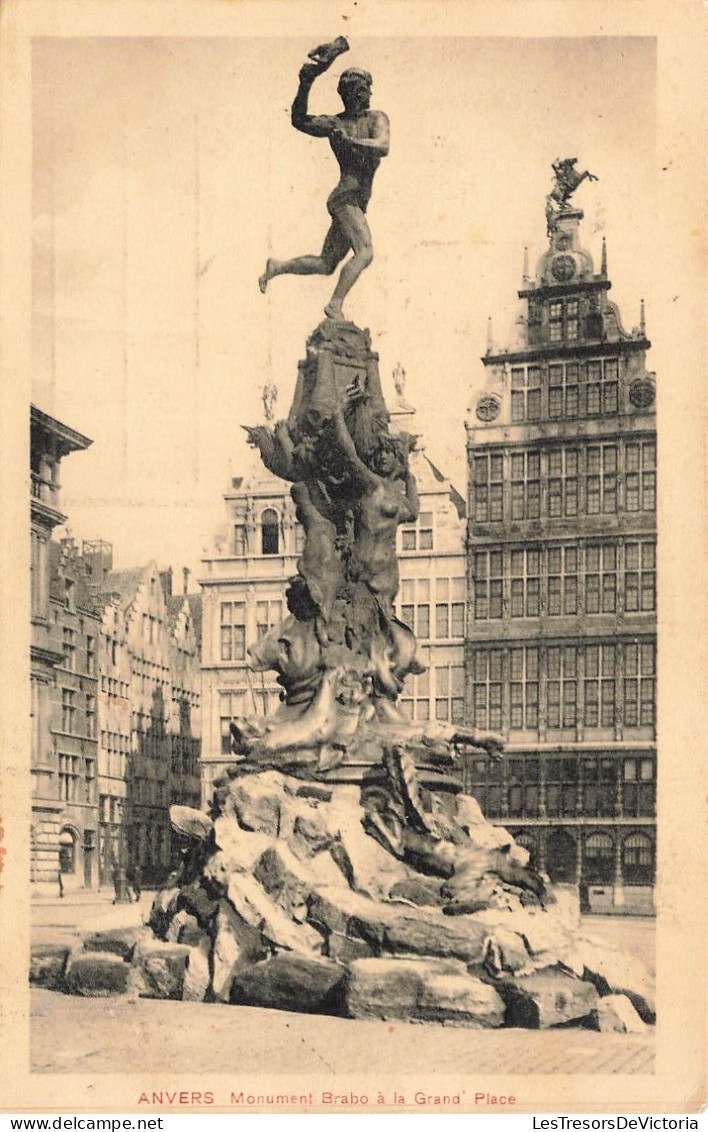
[622,832,654,885]
[58,828,77,874]
[261,508,279,555]
[546,828,576,883]
[584,832,614,884]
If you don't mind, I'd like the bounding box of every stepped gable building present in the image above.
[198,373,467,802]
[464,180,657,914]
[30,405,97,892]
[81,551,202,886]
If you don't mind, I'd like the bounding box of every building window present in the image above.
[256,600,283,640]
[511,451,540,520]
[546,756,579,817]
[473,551,502,620]
[622,832,654,884]
[261,508,280,555]
[86,694,97,739]
[510,366,541,423]
[62,628,77,671]
[61,688,77,733]
[548,363,580,420]
[624,641,655,727]
[584,644,616,727]
[548,448,579,517]
[625,441,656,512]
[58,755,80,802]
[85,635,96,676]
[85,758,96,803]
[400,511,433,551]
[434,577,465,639]
[220,602,246,662]
[586,445,617,514]
[547,546,578,616]
[473,453,504,523]
[622,758,655,817]
[399,669,430,722]
[471,649,503,731]
[233,524,247,556]
[625,541,656,613]
[399,578,431,639]
[507,756,540,817]
[584,359,619,417]
[434,665,465,724]
[463,755,503,818]
[510,548,540,617]
[584,831,614,881]
[219,690,247,753]
[585,543,617,614]
[510,647,539,729]
[547,645,578,729]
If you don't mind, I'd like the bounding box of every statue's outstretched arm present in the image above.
[291,64,340,138]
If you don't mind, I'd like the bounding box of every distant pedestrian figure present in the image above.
[127,864,142,903]
[111,858,122,904]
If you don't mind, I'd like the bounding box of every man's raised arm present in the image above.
[291,63,339,138]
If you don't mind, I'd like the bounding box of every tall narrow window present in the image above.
[261,509,279,555]
[471,649,503,731]
[510,647,539,729]
[624,641,655,727]
[625,541,656,613]
[510,548,540,617]
[547,646,577,728]
[584,644,616,727]
[473,453,503,522]
[625,441,656,512]
[474,551,503,620]
[220,602,246,662]
[511,451,540,520]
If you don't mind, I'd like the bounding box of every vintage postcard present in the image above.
[0,0,705,1117]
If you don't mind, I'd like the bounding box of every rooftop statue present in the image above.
[546,157,598,235]
[258,37,390,321]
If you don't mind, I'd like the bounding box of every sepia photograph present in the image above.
[1,0,705,1117]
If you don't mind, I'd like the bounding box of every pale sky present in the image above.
[32,35,658,583]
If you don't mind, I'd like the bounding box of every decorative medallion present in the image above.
[629,377,655,409]
[554,232,572,252]
[476,394,501,422]
[551,254,576,282]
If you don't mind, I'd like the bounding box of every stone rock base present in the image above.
[29,770,656,1032]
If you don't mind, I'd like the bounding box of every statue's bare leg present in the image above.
[324,205,372,320]
[259,222,349,293]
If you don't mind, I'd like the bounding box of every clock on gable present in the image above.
[551,254,576,282]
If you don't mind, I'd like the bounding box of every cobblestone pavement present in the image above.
[30,989,654,1076]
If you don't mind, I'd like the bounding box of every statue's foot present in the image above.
[324,300,344,320]
[258,258,276,294]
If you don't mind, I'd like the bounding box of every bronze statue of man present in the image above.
[259,50,390,321]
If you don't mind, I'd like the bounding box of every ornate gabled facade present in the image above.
[30,406,96,892]
[198,376,467,802]
[80,551,202,886]
[464,176,657,914]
